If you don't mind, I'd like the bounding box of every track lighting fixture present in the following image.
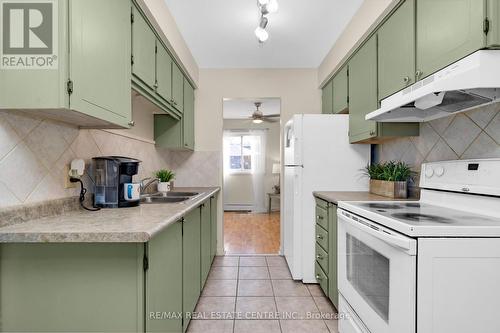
[254,0,278,43]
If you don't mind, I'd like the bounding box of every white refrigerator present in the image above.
[283,114,370,282]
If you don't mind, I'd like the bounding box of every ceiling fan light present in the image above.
[267,0,278,13]
[253,118,264,124]
[254,27,269,42]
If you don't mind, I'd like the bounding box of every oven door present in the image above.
[338,209,417,333]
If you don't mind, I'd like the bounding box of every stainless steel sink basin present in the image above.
[165,191,199,197]
[141,196,188,204]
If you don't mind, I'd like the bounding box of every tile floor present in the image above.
[187,255,338,333]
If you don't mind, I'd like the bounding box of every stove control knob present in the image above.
[425,167,434,178]
[435,166,445,177]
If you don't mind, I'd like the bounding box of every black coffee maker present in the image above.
[92,156,141,208]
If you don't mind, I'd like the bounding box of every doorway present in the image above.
[222,98,281,254]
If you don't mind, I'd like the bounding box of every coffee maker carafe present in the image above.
[92,156,141,208]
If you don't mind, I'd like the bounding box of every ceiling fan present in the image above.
[248,102,280,123]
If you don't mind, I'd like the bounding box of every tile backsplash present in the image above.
[375,102,500,175]
[0,110,219,209]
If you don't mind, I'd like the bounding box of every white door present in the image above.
[283,166,302,279]
[338,209,417,333]
[418,238,500,333]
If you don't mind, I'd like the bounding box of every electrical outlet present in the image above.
[64,165,77,189]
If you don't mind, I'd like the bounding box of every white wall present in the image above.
[195,68,321,254]
[318,0,398,86]
[222,119,281,210]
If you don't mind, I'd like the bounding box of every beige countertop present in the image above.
[0,187,219,243]
[313,191,418,204]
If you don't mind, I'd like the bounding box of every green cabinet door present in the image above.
[349,36,378,143]
[210,195,218,260]
[328,204,339,309]
[156,44,173,104]
[488,0,500,47]
[322,80,334,114]
[183,208,201,331]
[69,0,132,128]
[132,5,156,89]
[172,63,185,113]
[200,201,212,288]
[378,0,415,99]
[416,0,486,79]
[146,221,183,333]
[183,80,195,150]
[332,66,349,114]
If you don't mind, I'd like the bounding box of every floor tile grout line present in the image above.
[232,256,240,333]
[268,262,283,333]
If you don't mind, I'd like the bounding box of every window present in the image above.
[226,135,254,173]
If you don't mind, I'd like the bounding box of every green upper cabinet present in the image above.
[200,201,212,288]
[172,63,185,113]
[321,80,334,114]
[146,221,183,333]
[378,0,415,99]
[488,0,500,47]
[183,80,196,150]
[348,36,378,143]
[332,65,349,114]
[416,0,486,79]
[131,5,156,89]
[182,208,201,331]
[349,36,419,143]
[0,0,132,128]
[156,44,173,104]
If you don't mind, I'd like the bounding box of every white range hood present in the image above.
[366,50,500,122]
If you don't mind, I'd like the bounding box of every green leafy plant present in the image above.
[154,169,175,183]
[363,161,414,182]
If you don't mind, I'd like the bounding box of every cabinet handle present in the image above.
[128,121,135,127]
[154,82,158,89]
[403,76,410,84]
[369,130,375,136]
[316,255,323,260]
[316,235,324,240]
[316,274,322,281]
[415,70,423,79]
[316,215,324,220]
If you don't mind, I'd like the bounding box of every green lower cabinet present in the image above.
[0,243,144,332]
[349,35,419,144]
[200,201,212,288]
[210,195,218,260]
[182,208,201,332]
[314,198,339,309]
[322,80,334,114]
[332,65,349,114]
[146,221,183,333]
[377,0,415,99]
[327,203,339,308]
[416,0,486,80]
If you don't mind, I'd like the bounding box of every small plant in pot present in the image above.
[363,161,414,199]
[154,169,175,192]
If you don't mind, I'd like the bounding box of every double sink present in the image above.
[141,191,200,204]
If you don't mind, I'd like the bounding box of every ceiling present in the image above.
[223,98,280,119]
[163,0,364,68]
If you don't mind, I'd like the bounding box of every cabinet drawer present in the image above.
[316,243,329,273]
[315,224,328,252]
[315,261,329,296]
[315,198,329,210]
[316,205,328,230]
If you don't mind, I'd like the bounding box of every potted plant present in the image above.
[363,161,414,199]
[154,169,175,192]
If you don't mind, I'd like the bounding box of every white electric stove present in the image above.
[336,159,500,333]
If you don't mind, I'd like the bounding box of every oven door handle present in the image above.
[339,209,416,255]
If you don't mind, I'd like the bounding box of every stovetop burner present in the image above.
[391,213,454,223]
[361,203,404,209]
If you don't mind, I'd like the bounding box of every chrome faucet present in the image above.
[140,177,159,195]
